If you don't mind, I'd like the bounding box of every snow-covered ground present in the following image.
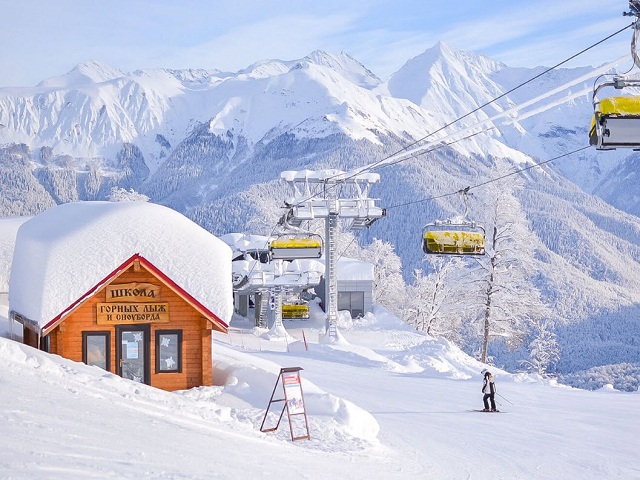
[1,301,638,479]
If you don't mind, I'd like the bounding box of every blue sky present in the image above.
[0,0,633,87]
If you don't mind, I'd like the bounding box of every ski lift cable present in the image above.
[285,23,633,208]
[336,235,359,262]
[293,63,599,196]
[264,22,632,257]
[342,22,633,178]
[385,145,591,210]
[372,56,626,172]
[375,129,489,172]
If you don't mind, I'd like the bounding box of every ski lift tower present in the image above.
[280,169,385,342]
[231,253,322,330]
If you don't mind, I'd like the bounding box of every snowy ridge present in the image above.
[0,50,433,167]
[384,41,507,119]
[37,60,126,88]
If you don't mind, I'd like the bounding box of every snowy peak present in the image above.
[235,50,381,88]
[38,60,126,88]
[427,41,504,73]
[299,50,381,89]
[237,59,293,79]
[384,41,508,120]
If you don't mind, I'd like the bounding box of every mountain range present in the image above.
[1,41,639,376]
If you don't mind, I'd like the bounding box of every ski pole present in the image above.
[497,392,513,405]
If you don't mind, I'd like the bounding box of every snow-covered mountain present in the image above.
[1,43,640,376]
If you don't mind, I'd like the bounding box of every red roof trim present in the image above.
[42,253,228,334]
[135,254,228,330]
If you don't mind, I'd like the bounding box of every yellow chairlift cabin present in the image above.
[590,4,640,150]
[270,234,323,260]
[282,303,310,320]
[270,214,323,260]
[422,188,486,256]
[422,221,486,255]
[590,83,640,150]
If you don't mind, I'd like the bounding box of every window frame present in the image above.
[40,334,50,353]
[82,331,111,372]
[155,329,183,374]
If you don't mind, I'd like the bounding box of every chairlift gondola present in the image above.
[590,82,640,150]
[282,303,310,319]
[270,212,323,260]
[270,234,323,259]
[421,188,486,256]
[422,220,486,255]
[590,4,640,150]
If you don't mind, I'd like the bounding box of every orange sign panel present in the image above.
[105,283,161,303]
[96,302,170,325]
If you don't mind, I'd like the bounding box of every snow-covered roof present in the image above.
[280,169,380,184]
[9,201,233,328]
[0,217,31,292]
[220,233,271,256]
[333,257,374,281]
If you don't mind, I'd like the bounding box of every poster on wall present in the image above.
[127,341,139,359]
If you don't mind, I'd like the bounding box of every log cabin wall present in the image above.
[47,263,217,392]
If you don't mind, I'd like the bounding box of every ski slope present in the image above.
[0,303,638,479]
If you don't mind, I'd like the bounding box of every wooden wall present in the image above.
[47,263,219,391]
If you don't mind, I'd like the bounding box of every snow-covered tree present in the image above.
[402,257,469,340]
[358,238,405,316]
[521,317,560,376]
[107,187,149,202]
[467,165,549,364]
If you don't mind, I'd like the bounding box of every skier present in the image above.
[481,369,497,412]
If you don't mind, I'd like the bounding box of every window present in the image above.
[338,291,365,318]
[156,330,182,373]
[83,331,111,371]
[40,335,50,353]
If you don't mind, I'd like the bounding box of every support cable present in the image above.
[353,23,633,176]
[283,23,633,209]
[385,145,591,210]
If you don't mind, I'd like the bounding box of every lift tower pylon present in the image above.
[280,169,385,342]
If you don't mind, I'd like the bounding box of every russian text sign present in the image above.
[96,302,170,325]
[105,283,160,303]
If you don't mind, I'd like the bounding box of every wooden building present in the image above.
[9,201,233,392]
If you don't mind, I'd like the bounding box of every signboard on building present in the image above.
[106,283,161,302]
[96,302,170,325]
[98,283,169,324]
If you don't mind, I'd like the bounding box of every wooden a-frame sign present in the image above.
[259,367,310,441]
